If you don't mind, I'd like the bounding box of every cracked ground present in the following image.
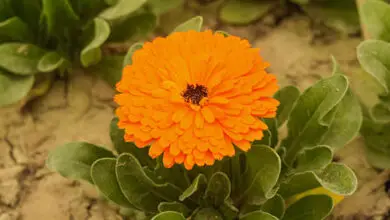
[1,3,390,220]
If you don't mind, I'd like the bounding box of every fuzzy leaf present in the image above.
[261,194,285,219]
[219,0,273,25]
[193,208,223,220]
[158,202,190,217]
[123,42,143,67]
[152,211,185,220]
[147,0,184,15]
[116,153,182,212]
[172,16,203,33]
[91,158,135,208]
[278,172,320,199]
[282,195,333,220]
[0,17,33,42]
[42,0,79,34]
[282,74,349,165]
[99,0,147,20]
[37,52,67,73]
[220,200,239,219]
[109,11,156,42]
[0,43,47,75]
[240,211,278,220]
[360,0,390,41]
[279,163,357,198]
[0,70,34,106]
[275,86,300,126]
[294,145,333,172]
[179,173,207,202]
[357,40,390,95]
[46,142,114,183]
[109,117,154,167]
[319,58,362,148]
[315,163,357,196]
[205,172,231,207]
[244,145,281,205]
[361,119,390,169]
[80,18,110,67]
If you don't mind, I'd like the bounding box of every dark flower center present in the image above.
[182,84,208,105]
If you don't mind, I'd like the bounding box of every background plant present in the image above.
[353,0,390,169]
[0,0,183,107]
[219,0,360,34]
[47,17,361,220]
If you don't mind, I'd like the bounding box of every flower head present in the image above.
[115,30,279,170]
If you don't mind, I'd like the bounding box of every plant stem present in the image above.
[356,0,370,40]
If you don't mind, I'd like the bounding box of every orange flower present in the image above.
[114,30,279,170]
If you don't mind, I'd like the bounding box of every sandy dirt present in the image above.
[0,3,389,220]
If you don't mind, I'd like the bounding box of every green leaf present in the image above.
[0,70,34,106]
[90,158,135,208]
[147,0,184,15]
[46,142,114,183]
[282,195,333,220]
[80,18,111,67]
[266,118,278,148]
[172,16,203,33]
[123,42,143,67]
[179,173,207,202]
[41,0,79,34]
[360,0,390,41]
[318,88,362,148]
[109,117,154,167]
[99,0,147,20]
[240,211,278,220]
[0,43,46,75]
[282,74,349,165]
[220,200,239,219]
[294,145,333,172]
[193,208,223,220]
[10,0,42,32]
[116,153,182,212]
[361,119,390,169]
[205,172,231,207]
[0,17,33,42]
[152,211,186,220]
[315,163,357,196]
[275,86,300,126]
[88,55,124,88]
[243,145,281,205]
[109,11,156,42]
[37,52,67,73]
[261,194,285,219]
[301,0,360,34]
[158,202,190,217]
[279,163,357,198]
[278,172,320,199]
[68,0,112,20]
[357,40,390,99]
[219,0,273,25]
[0,0,14,22]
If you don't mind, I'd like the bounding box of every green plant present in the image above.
[219,0,360,34]
[0,0,183,107]
[354,0,390,169]
[46,17,361,220]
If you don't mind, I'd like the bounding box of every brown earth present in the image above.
[0,3,389,220]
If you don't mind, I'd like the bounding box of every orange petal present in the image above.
[201,106,215,123]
